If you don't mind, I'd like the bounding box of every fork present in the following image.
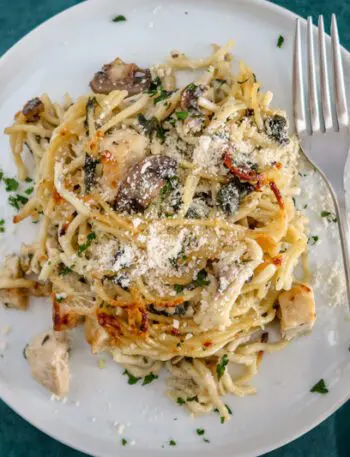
[293,14,350,305]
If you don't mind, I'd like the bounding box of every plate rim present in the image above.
[0,1,349,456]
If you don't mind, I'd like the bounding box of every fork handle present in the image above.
[327,180,350,304]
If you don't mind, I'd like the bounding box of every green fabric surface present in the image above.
[0,1,349,456]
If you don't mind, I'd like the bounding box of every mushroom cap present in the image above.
[114,155,178,212]
[90,58,151,96]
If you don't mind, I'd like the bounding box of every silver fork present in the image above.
[293,14,350,305]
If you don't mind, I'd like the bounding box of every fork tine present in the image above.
[307,17,320,133]
[293,18,306,135]
[318,15,333,131]
[331,14,349,129]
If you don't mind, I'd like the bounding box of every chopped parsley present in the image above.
[321,211,337,223]
[277,35,285,48]
[25,177,33,183]
[160,176,178,201]
[8,194,28,210]
[193,269,210,287]
[310,378,328,394]
[59,265,73,276]
[175,111,189,121]
[169,440,176,446]
[113,15,127,22]
[77,232,96,256]
[123,369,141,385]
[142,372,158,385]
[174,284,184,294]
[154,90,172,105]
[220,416,225,424]
[0,170,3,181]
[216,354,229,379]
[146,77,162,96]
[177,397,186,405]
[137,114,167,142]
[121,438,128,446]
[225,403,233,415]
[55,295,65,303]
[4,178,19,192]
[196,429,205,436]
[203,438,210,443]
[0,219,5,234]
[308,235,319,245]
[24,187,34,195]
[187,395,198,402]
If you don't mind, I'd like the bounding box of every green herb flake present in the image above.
[187,395,198,402]
[123,369,141,385]
[220,416,225,424]
[203,438,210,443]
[225,404,232,415]
[175,111,189,121]
[142,372,158,385]
[98,359,106,369]
[308,235,319,245]
[121,438,128,446]
[0,170,3,181]
[8,194,28,210]
[0,219,5,226]
[154,90,172,105]
[55,294,65,303]
[277,35,285,48]
[321,211,337,223]
[174,284,184,294]
[78,232,96,256]
[216,354,229,379]
[25,177,33,183]
[177,397,186,405]
[4,178,19,192]
[24,187,34,195]
[194,269,210,287]
[59,265,72,276]
[0,227,4,234]
[169,440,176,446]
[310,378,328,394]
[146,77,162,96]
[196,429,205,436]
[113,15,127,22]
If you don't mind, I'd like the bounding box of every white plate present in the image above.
[0,1,350,456]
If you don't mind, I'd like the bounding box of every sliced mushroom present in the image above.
[22,97,44,122]
[90,58,151,95]
[114,155,177,212]
[180,83,205,111]
[24,330,70,397]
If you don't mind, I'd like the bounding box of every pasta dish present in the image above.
[1,41,316,422]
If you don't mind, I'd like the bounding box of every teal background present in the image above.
[0,0,349,456]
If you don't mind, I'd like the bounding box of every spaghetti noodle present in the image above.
[1,42,315,420]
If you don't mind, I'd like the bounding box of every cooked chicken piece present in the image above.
[84,316,110,353]
[24,330,70,397]
[19,244,36,274]
[278,283,316,340]
[22,97,44,122]
[90,58,151,95]
[96,129,148,200]
[0,255,28,310]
